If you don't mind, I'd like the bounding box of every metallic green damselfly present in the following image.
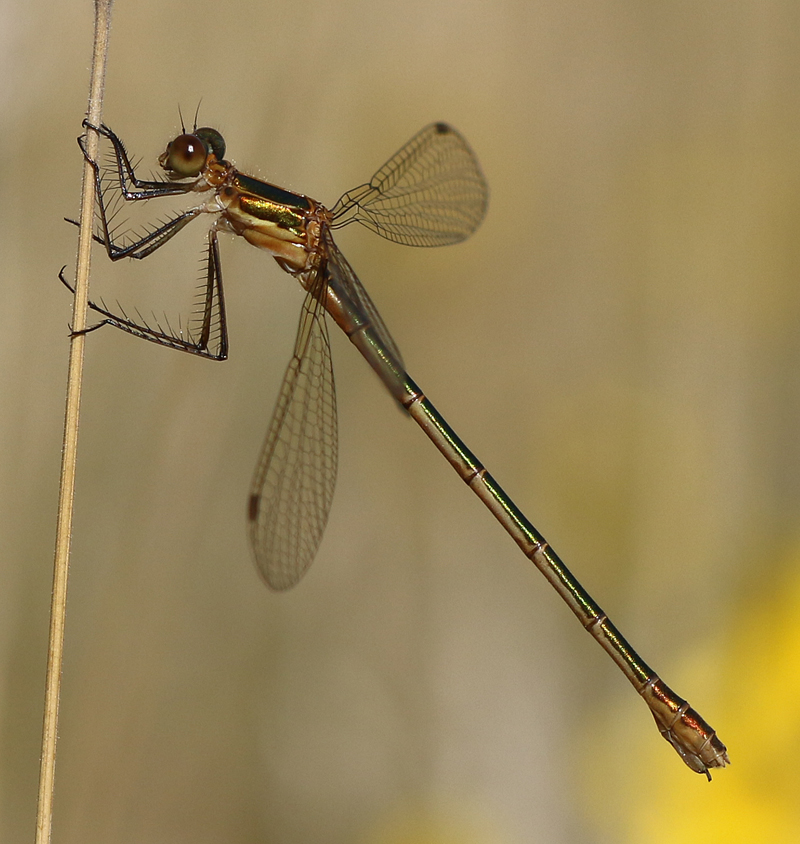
[64,118,729,778]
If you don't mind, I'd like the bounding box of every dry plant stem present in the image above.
[35,2,114,842]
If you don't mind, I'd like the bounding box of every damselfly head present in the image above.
[159,127,226,179]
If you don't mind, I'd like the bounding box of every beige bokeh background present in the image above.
[2,2,800,842]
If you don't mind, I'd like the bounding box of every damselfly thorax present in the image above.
[158,127,328,275]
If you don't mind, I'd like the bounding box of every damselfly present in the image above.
[64,118,729,777]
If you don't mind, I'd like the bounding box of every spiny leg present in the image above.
[77,124,206,262]
[80,121,192,199]
[60,229,228,361]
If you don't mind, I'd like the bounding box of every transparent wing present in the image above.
[330,122,489,247]
[247,276,337,591]
[322,227,405,369]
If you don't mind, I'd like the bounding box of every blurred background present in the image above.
[2,1,800,842]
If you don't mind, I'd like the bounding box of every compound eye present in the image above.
[164,133,208,176]
[195,127,226,161]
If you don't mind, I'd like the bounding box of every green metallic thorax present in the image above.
[232,173,311,239]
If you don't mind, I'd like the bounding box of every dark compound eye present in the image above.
[163,133,209,176]
[194,127,226,162]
